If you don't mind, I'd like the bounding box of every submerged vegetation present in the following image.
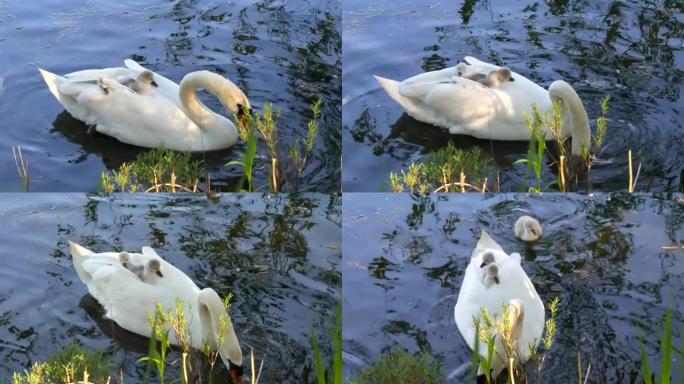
[99,99,323,193]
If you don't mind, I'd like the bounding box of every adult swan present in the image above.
[374,56,591,155]
[39,60,251,151]
[69,241,244,383]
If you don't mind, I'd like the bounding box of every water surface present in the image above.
[342,0,683,192]
[343,192,684,382]
[0,193,341,383]
[0,0,340,192]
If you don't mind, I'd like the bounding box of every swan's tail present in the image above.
[69,241,95,285]
[373,75,424,117]
[38,68,66,102]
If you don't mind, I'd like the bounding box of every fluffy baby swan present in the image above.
[482,263,500,288]
[514,215,543,242]
[119,70,158,94]
[118,251,164,283]
[479,252,500,288]
[456,63,514,87]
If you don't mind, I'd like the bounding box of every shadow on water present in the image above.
[342,0,683,192]
[0,193,341,383]
[0,0,340,192]
[342,193,684,382]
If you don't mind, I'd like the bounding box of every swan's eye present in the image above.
[151,80,159,87]
[237,104,245,116]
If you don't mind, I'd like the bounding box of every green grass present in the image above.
[350,349,444,384]
[100,146,204,193]
[638,305,678,384]
[11,342,113,384]
[312,299,342,384]
[229,99,322,192]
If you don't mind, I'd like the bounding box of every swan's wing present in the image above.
[141,246,162,259]
[64,67,137,82]
[421,79,504,128]
[398,67,458,97]
[464,56,501,72]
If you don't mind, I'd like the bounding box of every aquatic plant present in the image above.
[12,145,29,192]
[638,305,679,384]
[388,144,492,193]
[350,348,444,384]
[100,146,203,193]
[312,300,342,384]
[471,297,559,384]
[514,104,548,192]
[229,99,322,192]
[11,342,113,384]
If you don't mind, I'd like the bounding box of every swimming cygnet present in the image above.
[455,63,514,87]
[479,251,500,288]
[118,70,158,95]
[514,215,543,242]
[118,251,164,283]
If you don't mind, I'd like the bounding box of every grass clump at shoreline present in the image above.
[388,144,491,193]
[100,146,204,193]
[350,349,444,384]
[312,300,342,384]
[11,342,113,384]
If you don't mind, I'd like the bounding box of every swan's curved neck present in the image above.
[548,81,590,156]
[179,71,243,145]
[198,289,243,367]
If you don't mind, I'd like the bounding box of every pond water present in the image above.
[342,0,683,192]
[0,0,340,192]
[342,193,684,382]
[0,193,341,383]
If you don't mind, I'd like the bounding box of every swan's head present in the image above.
[197,288,243,383]
[488,68,514,87]
[482,263,500,288]
[136,70,158,88]
[514,215,542,242]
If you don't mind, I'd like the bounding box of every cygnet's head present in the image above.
[456,62,468,76]
[514,215,542,242]
[147,259,164,278]
[481,263,500,288]
[479,251,495,268]
[488,67,514,86]
[137,70,158,88]
[119,251,130,267]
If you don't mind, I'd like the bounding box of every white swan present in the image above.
[514,216,543,242]
[374,56,591,155]
[39,60,251,151]
[454,231,545,379]
[69,242,244,382]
